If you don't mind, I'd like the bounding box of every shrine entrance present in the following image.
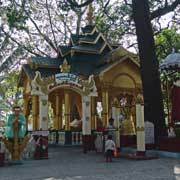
[48,88,82,132]
[30,70,97,150]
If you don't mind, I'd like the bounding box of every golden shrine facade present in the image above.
[18,22,143,146]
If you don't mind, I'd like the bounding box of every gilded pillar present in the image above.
[23,94,29,130]
[53,93,60,130]
[65,91,70,131]
[112,98,120,148]
[59,102,63,130]
[102,90,109,127]
[23,95,29,119]
[32,95,39,130]
[91,96,96,130]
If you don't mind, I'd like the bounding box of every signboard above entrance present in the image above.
[55,73,82,88]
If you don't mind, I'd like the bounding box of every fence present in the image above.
[48,131,83,145]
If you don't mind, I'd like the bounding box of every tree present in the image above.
[132,0,180,143]
[132,0,167,143]
[0,0,88,76]
[0,0,180,140]
[1,0,180,75]
[155,28,180,61]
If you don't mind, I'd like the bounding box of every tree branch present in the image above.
[23,9,58,53]
[2,28,41,57]
[150,0,180,20]
[123,0,132,7]
[67,0,94,8]
[45,0,58,47]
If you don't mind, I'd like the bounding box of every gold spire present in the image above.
[87,3,94,25]
[60,59,71,73]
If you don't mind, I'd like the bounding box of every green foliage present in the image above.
[0,71,22,113]
[157,28,180,125]
[95,0,133,44]
[0,0,180,74]
[6,6,28,29]
[155,27,180,61]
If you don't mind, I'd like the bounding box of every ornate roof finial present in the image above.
[60,59,71,73]
[86,3,94,25]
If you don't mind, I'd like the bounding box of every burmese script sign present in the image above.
[145,121,155,144]
[55,73,82,88]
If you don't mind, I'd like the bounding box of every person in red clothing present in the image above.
[172,80,180,123]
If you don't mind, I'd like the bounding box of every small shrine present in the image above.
[18,5,143,147]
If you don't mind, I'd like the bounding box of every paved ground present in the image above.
[0,146,180,180]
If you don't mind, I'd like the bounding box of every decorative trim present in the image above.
[99,56,139,78]
[31,71,54,95]
[136,94,144,104]
[83,27,97,35]
[136,127,144,131]
[86,117,90,121]
[79,34,101,44]
[41,100,48,106]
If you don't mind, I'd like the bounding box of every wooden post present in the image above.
[102,90,109,127]
[54,93,60,130]
[23,94,29,131]
[32,95,39,130]
[91,96,96,130]
[166,76,170,125]
[12,119,20,161]
[65,91,70,131]
[59,102,63,130]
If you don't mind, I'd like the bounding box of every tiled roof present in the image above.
[79,32,99,43]
[22,64,61,79]
[71,34,83,45]
[70,53,106,77]
[30,57,62,68]
[81,25,96,34]
[71,42,106,54]
[59,46,71,56]
[20,24,138,81]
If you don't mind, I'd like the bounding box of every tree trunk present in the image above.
[132,0,167,144]
[76,12,82,35]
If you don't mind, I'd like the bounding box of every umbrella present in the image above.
[160,53,180,72]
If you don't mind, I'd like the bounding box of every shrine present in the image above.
[18,5,143,151]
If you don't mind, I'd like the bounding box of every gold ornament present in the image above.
[136,126,145,132]
[86,3,94,25]
[60,59,71,73]
[136,94,144,104]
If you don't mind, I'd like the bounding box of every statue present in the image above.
[5,105,26,139]
[3,105,29,164]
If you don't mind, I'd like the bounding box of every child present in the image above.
[105,134,115,162]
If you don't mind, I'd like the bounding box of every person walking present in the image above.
[105,134,115,163]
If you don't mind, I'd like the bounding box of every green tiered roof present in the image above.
[81,25,96,34]
[59,46,71,57]
[20,24,138,82]
[79,32,99,43]
[29,57,61,68]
